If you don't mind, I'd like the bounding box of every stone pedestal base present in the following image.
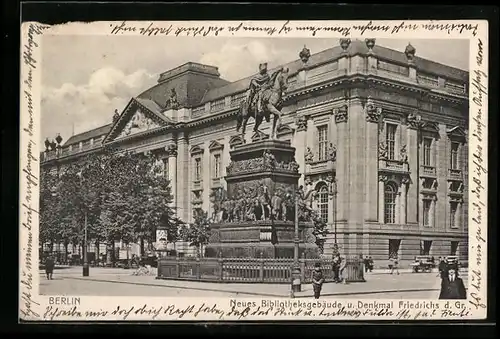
[206,221,319,259]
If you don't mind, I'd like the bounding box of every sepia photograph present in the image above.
[38,35,470,301]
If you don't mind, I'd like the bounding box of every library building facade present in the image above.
[41,39,469,266]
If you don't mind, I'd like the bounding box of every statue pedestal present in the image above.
[205,221,318,258]
[206,139,319,259]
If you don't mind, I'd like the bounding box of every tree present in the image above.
[100,151,181,256]
[40,147,182,264]
[179,208,211,257]
[39,168,62,252]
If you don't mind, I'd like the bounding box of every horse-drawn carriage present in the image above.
[410,255,436,273]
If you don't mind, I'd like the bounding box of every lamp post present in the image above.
[333,178,338,244]
[291,185,301,295]
[83,210,89,276]
[78,171,89,277]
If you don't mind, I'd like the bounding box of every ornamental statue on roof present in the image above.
[165,88,179,110]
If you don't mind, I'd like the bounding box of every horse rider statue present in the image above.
[246,63,271,118]
[236,62,289,140]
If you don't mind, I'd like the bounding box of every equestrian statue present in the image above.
[236,62,289,140]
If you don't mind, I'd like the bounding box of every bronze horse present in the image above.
[236,67,289,140]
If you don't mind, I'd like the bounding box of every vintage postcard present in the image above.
[19,20,489,321]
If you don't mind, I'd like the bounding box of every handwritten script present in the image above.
[109,20,479,37]
[39,299,478,321]
[468,38,487,311]
[20,22,48,320]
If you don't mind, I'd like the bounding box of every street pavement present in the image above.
[39,266,468,299]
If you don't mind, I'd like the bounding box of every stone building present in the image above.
[41,39,469,266]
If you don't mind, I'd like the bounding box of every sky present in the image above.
[41,37,469,145]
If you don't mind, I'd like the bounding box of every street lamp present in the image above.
[291,185,301,294]
[77,171,89,277]
[332,178,338,244]
[83,210,89,276]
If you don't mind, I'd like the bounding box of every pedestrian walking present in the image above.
[390,255,400,275]
[311,262,325,299]
[364,256,369,273]
[45,255,55,280]
[368,257,374,272]
[332,253,341,283]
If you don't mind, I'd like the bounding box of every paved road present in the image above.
[39,267,468,299]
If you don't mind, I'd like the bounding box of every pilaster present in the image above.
[334,104,349,221]
[176,132,189,222]
[436,124,448,231]
[364,101,380,222]
[293,115,308,186]
[348,99,366,225]
[406,120,419,224]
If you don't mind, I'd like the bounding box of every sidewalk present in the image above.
[56,267,446,298]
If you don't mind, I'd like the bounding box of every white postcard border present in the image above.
[19,20,489,322]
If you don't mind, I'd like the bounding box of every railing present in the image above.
[183,59,465,121]
[230,92,246,107]
[381,159,409,172]
[445,81,466,95]
[210,98,225,113]
[157,256,365,283]
[417,73,439,88]
[211,177,222,188]
[192,180,202,190]
[448,168,463,179]
[421,165,436,176]
[192,106,205,118]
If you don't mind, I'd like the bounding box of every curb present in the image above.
[62,276,442,299]
[64,276,286,298]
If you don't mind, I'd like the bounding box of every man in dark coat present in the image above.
[45,255,55,280]
[439,267,467,299]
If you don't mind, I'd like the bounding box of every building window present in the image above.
[384,182,397,224]
[450,142,460,170]
[423,199,432,226]
[386,124,397,160]
[163,159,169,179]
[450,241,459,256]
[423,138,432,166]
[318,184,329,223]
[420,240,432,255]
[388,239,401,259]
[449,201,458,228]
[212,153,221,179]
[194,158,202,181]
[317,125,328,161]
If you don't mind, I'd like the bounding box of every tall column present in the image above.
[378,176,385,223]
[406,121,419,224]
[166,144,178,214]
[203,141,211,213]
[400,179,408,224]
[365,100,381,222]
[176,132,189,222]
[348,99,366,225]
[293,115,308,186]
[436,124,448,231]
[334,104,349,221]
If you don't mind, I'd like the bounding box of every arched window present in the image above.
[384,182,398,224]
[317,184,329,223]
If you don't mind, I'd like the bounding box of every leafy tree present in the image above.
[40,147,182,263]
[39,168,62,252]
[179,208,211,257]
